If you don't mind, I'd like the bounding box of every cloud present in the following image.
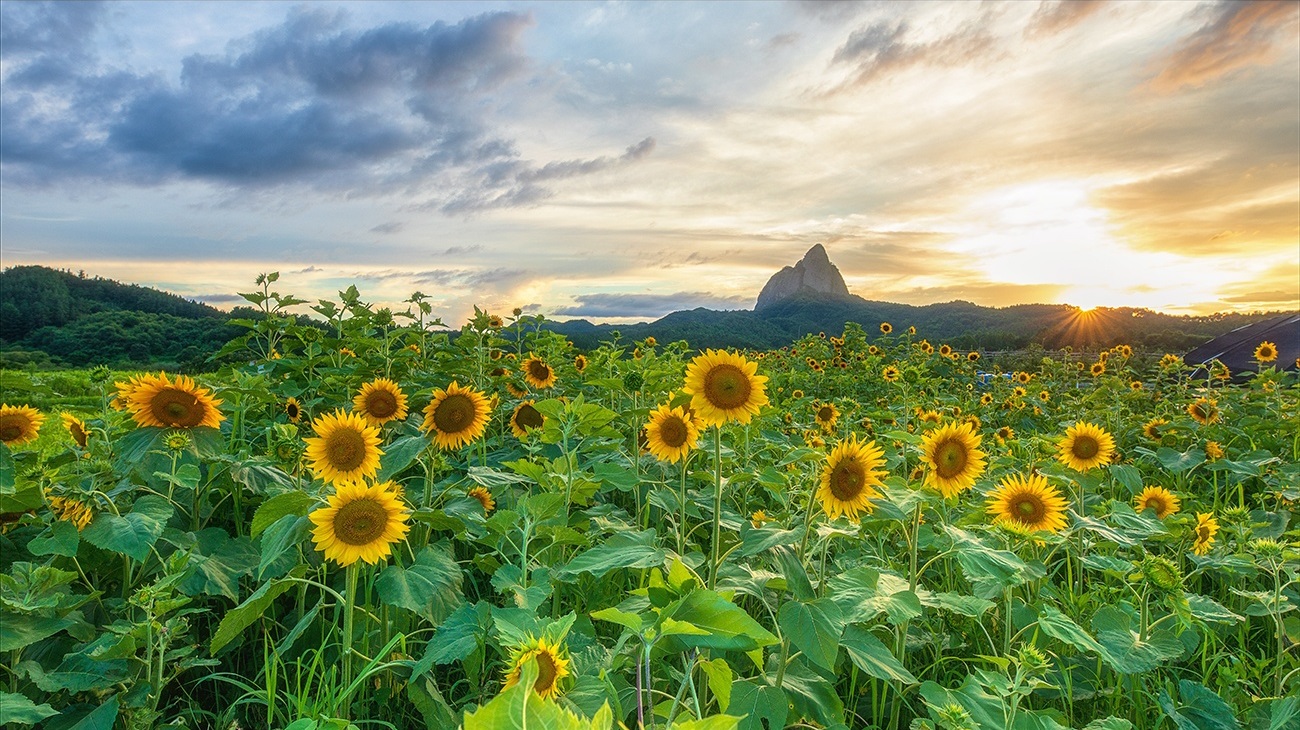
[554,291,752,318]
[353,267,528,289]
[0,5,654,213]
[370,221,405,234]
[1025,0,1108,38]
[194,292,247,303]
[1149,0,1299,92]
[830,17,999,88]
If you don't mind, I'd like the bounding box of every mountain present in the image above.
[755,244,850,309]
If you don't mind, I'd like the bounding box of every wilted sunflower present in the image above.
[522,355,557,389]
[574,354,588,372]
[1254,340,1278,363]
[510,401,545,440]
[644,404,702,463]
[309,480,410,566]
[61,412,88,449]
[0,405,45,446]
[352,378,409,427]
[1090,362,1106,376]
[1204,440,1225,461]
[682,349,769,427]
[1187,397,1219,425]
[422,381,491,450]
[815,402,840,432]
[920,421,987,498]
[126,373,224,429]
[882,365,900,382]
[1055,422,1115,472]
[1142,418,1169,441]
[817,435,886,522]
[503,636,571,700]
[1134,486,1180,519]
[468,486,495,514]
[985,473,1068,533]
[284,397,303,423]
[304,410,384,486]
[1191,512,1219,555]
[47,495,94,531]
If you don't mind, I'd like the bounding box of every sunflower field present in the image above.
[2,275,1298,730]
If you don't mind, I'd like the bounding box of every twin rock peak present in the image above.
[754,243,851,310]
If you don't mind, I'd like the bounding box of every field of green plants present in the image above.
[2,275,1297,730]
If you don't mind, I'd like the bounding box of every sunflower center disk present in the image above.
[659,418,687,448]
[934,440,968,479]
[0,419,22,442]
[818,407,834,421]
[1014,496,1045,523]
[332,498,389,545]
[829,460,865,501]
[1072,437,1099,459]
[534,651,559,693]
[366,392,398,418]
[528,361,551,381]
[434,395,474,433]
[703,364,751,410]
[515,405,544,430]
[326,428,368,471]
[153,389,203,427]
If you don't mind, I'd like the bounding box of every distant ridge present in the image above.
[755,244,850,309]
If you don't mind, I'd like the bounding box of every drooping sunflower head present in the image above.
[644,404,702,464]
[574,354,588,372]
[47,494,95,531]
[510,401,545,440]
[1055,422,1115,472]
[1254,340,1278,363]
[1187,397,1219,425]
[126,373,225,429]
[882,365,900,382]
[0,405,45,447]
[284,397,303,423]
[352,378,409,426]
[1142,418,1169,442]
[503,636,571,700]
[985,473,1068,533]
[309,480,410,566]
[61,412,88,449]
[1134,486,1180,519]
[816,435,886,523]
[522,355,557,389]
[682,349,769,427]
[920,421,987,499]
[815,402,840,432]
[1204,440,1225,461]
[303,410,384,486]
[422,381,492,450]
[468,486,495,514]
[1192,512,1219,555]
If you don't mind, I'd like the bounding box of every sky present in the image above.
[2,0,1297,325]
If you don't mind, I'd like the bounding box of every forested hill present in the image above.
[0,265,238,369]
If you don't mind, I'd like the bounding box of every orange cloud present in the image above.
[1149,1,1299,92]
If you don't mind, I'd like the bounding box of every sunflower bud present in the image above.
[1139,555,1183,594]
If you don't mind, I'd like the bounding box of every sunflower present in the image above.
[1090,362,1106,376]
[882,365,900,382]
[503,636,571,700]
[468,486,495,514]
[1191,512,1219,555]
[919,341,934,355]
[1055,422,1115,472]
[352,378,409,427]
[682,349,769,427]
[47,495,94,531]
[422,381,491,450]
[918,409,942,425]
[919,421,987,498]
[1012,386,1027,399]
[1116,344,1133,358]
[645,336,657,347]
[522,355,557,389]
[309,480,410,566]
[816,435,887,522]
[985,473,1068,533]
[980,393,994,406]
[1015,371,1032,384]
[1098,351,1109,362]
[995,425,1015,444]
[506,381,528,399]
[1038,390,1051,402]
[968,351,980,362]
[907,326,917,335]
[1204,440,1225,461]
[1254,341,1278,363]
[1143,418,1169,441]
[939,344,953,357]
[868,345,880,355]
[304,410,384,486]
[0,405,45,446]
[1130,380,1144,391]
[1134,486,1180,519]
[1187,397,1219,425]
[750,510,770,529]
[284,397,303,423]
[791,389,805,399]
[488,314,504,329]
[815,402,840,432]
[340,347,356,358]
[1160,353,1182,368]
[510,401,546,440]
[644,404,702,463]
[574,354,588,372]
[880,322,892,334]
[61,412,88,449]
[126,373,224,429]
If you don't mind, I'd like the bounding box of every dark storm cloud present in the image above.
[554,292,751,318]
[1150,0,1300,92]
[0,5,654,213]
[831,17,998,87]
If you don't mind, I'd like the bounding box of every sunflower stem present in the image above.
[709,426,723,590]
[341,561,359,719]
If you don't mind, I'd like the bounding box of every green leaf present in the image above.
[1250,696,1298,730]
[590,606,643,633]
[251,492,316,538]
[917,590,994,618]
[771,545,814,600]
[258,514,310,580]
[779,658,845,728]
[180,528,258,601]
[81,495,173,562]
[699,658,733,713]
[730,681,788,730]
[669,716,742,730]
[556,529,665,579]
[1037,605,1105,656]
[1158,680,1241,730]
[378,436,430,482]
[828,568,922,625]
[376,544,463,623]
[0,614,76,652]
[65,696,119,730]
[778,599,843,671]
[1093,605,1183,674]
[20,649,128,693]
[1084,720,1134,730]
[421,601,488,667]
[1154,447,1205,474]
[462,657,614,730]
[466,465,533,489]
[0,443,14,493]
[841,624,917,684]
[27,520,79,558]
[945,526,1038,597]
[210,576,297,655]
[1187,594,1244,625]
[1108,464,1144,494]
[738,527,803,557]
[0,482,42,513]
[0,691,58,725]
[660,588,778,653]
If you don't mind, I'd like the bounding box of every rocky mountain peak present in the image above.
[754,244,850,310]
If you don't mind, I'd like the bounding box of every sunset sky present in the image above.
[2,0,1297,324]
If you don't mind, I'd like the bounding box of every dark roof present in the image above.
[1183,311,1299,376]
